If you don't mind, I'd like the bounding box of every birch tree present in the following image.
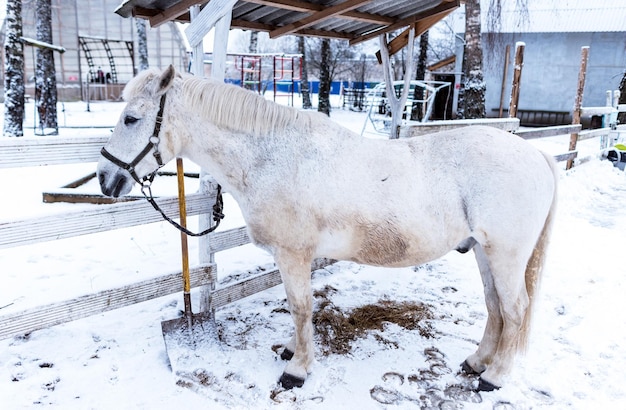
[243,31,258,91]
[135,18,149,71]
[3,0,25,137]
[297,36,312,109]
[35,0,58,134]
[317,38,331,115]
[460,0,486,119]
[411,31,429,121]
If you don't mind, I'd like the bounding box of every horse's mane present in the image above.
[123,68,330,137]
[123,68,327,136]
[180,74,320,136]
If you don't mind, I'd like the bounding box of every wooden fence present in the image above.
[1,115,624,340]
[0,135,331,340]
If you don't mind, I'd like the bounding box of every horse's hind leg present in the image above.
[274,250,315,389]
[463,245,503,376]
[466,244,529,390]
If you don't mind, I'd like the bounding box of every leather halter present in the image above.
[99,92,224,236]
[100,93,167,185]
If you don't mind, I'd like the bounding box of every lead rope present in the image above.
[141,182,224,237]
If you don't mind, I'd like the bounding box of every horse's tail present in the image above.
[518,151,559,352]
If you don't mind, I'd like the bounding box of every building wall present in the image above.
[484,32,626,117]
[1,0,188,101]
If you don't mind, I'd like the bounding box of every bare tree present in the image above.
[411,31,429,121]
[35,0,58,134]
[243,31,258,91]
[308,38,355,85]
[297,36,312,109]
[460,0,486,119]
[3,0,25,137]
[135,18,149,71]
[318,38,331,115]
[459,0,529,119]
[308,38,355,114]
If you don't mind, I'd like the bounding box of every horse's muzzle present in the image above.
[98,168,134,198]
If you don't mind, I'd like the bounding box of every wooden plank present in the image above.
[148,0,202,28]
[509,42,525,119]
[399,118,519,138]
[554,151,578,163]
[581,106,615,116]
[208,226,251,253]
[375,7,456,63]
[212,258,334,308]
[246,0,321,13]
[0,135,109,168]
[515,124,582,140]
[245,0,393,24]
[578,127,613,141]
[269,0,371,39]
[42,189,143,204]
[0,264,215,340]
[185,0,238,47]
[0,193,214,249]
[567,46,590,170]
[350,0,460,46]
[61,172,97,188]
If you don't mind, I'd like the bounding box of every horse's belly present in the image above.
[315,227,450,268]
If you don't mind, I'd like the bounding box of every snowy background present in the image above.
[1,97,625,409]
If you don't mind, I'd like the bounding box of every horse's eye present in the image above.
[124,115,139,125]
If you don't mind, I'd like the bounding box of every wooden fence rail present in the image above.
[0,193,212,249]
[0,136,108,168]
[0,265,214,340]
[0,136,335,341]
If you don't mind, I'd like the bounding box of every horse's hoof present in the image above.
[477,377,500,392]
[281,348,294,361]
[461,360,481,375]
[279,372,305,390]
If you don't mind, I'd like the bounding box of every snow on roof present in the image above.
[483,0,626,33]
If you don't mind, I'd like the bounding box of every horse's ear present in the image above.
[155,64,176,96]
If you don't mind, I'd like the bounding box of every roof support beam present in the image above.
[269,0,372,39]
[185,0,238,47]
[149,0,207,28]
[374,6,456,63]
[231,19,357,40]
[350,0,459,46]
[245,0,393,25]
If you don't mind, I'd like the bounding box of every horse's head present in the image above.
[97,65,177,197]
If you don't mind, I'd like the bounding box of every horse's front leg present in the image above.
[275,250,314,389]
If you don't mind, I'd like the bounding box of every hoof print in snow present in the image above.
[370,346,484,407]
[370,385,403,405]
[270,386,297,403]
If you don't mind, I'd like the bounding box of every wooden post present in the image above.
[190,6,204,77]
[379,28,415,139]
[499,44,510,118]
[508,42,525,119]
[566,46,590,170]
[198,12,232,315]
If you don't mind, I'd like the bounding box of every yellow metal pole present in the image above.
[176,157,192,324]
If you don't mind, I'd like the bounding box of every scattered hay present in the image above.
[312,285,435,355]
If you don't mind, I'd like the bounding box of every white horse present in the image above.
[97,66,558,392]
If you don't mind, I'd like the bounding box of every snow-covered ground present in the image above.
[1,97,625,409]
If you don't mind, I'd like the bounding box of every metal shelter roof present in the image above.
[115,0,460,46]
